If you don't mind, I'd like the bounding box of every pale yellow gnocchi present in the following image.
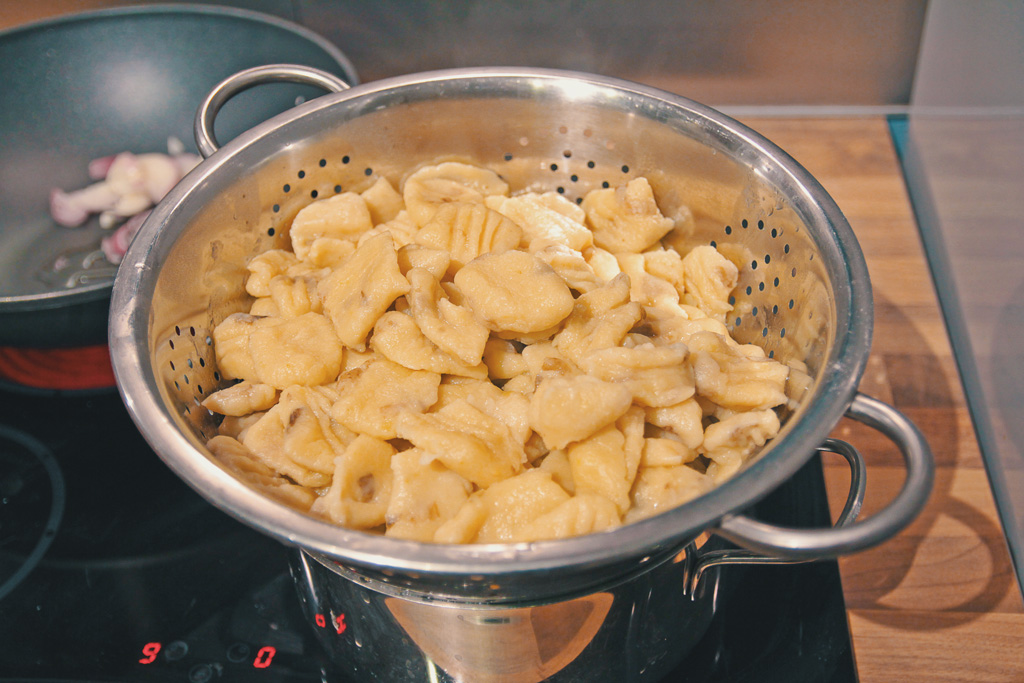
[289,191,373,260]
[203,160,791,543]
[453,249,575,334]
[581,177,675,253]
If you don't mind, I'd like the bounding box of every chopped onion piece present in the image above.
[101,210,151,264]
[48,137,200,239]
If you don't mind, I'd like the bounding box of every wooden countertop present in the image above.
[741,118,1024,682]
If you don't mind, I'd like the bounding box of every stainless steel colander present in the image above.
[108,66,931,601]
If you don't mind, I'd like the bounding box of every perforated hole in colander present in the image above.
[155,323,221,441]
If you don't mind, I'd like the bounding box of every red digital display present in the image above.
[253,646,276,669]
[138,640,279,670]
[335,614,347,634]
[138,642,161,664]
[315,613,326,628]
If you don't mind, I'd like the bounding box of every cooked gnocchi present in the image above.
[202,162,790,543]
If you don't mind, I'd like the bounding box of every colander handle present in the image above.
[194,64,352,158]
[713,393,934,560]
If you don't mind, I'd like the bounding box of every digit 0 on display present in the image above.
[253,646,276,669]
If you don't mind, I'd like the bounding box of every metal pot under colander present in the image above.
[108,66,933,682]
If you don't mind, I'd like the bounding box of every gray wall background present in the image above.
[294,0,929,107]
[17,0,927,107]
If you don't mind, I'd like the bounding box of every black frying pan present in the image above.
[0,4,357,347]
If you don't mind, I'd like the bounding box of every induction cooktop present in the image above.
[0,368,857,682]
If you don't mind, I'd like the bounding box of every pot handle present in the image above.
[194,64,352,158]
[714,393,934,560]
[688,436,866,593]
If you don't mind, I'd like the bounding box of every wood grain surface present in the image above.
[743,118,1024,682]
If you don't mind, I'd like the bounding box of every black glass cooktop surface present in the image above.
[0,380,856,682]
